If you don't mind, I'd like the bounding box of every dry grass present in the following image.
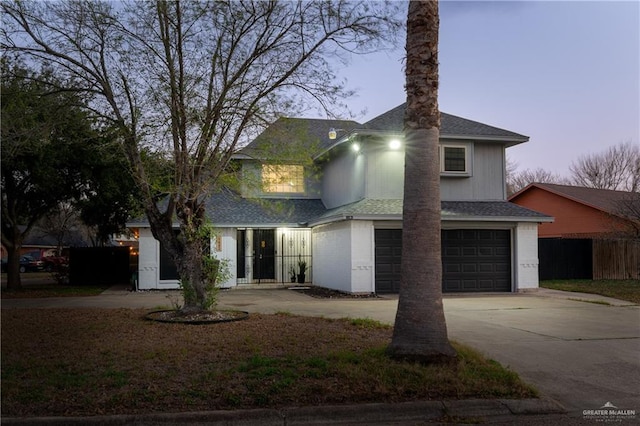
[1,308,537,418]
[541,279,640,304]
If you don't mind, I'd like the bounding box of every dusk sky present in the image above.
[337,0,640,177]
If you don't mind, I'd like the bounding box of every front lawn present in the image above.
[541,279,640,304]
[1,283,110,298]
[1,309,537,417]
[1,273,110,298]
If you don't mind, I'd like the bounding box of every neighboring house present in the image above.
[509,183,640,280]
[131,103,552,293]
[509,183,640,238]
[0,226,90,260]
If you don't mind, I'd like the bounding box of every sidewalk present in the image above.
[2,398,569,425]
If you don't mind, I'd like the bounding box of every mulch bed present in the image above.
[290,285,380,299]
[145,309,249,324]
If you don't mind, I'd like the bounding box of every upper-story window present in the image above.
[440,144,470,176]
[262,164,305,193]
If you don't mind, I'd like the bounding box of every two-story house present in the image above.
[132,103,551,293]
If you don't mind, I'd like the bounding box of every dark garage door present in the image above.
[374,229,403,293]
[442,229,511,292]
[375,229,511,293]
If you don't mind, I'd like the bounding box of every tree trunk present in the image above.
[389,0,456,363]
[5,244,23,291]
[143,195,214,313]
[176,234,210,313]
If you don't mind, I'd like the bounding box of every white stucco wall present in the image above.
[137,228,159,290]
[312,221,352,292]
[213,228,237,288]
[136,227,238,290]
[349,221,375,293]
[514,222,541,291]
[136,228,180,290]
[312,220,375,293]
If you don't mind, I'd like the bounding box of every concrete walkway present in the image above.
[2,286,639,424]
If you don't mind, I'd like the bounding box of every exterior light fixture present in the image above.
[389,139,401,150]
[328,128,347,140]
[352,142,361,152]
[328,128,339,140]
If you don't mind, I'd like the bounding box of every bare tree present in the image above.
[506,162,570,196]
[38,203,78,256]
[613,192,640,238]
[2,1,402,312]
[388,0,456,363]
[570,142,640,192]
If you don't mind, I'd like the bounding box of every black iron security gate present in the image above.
[236,228,311,284]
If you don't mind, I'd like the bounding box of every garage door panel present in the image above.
[478,263,494,273]
[463,280,480,290]
[479,231,495,240]
[444,247,460,256]
[375,229,511,294]
[376,246,391,256]
[376,264,392,273]
[462,263,477,273]
[444,279,462,291]
[478,279,496,289]
[495,263,510,273]
[462,230,477,239]
[478,247,494,256]
[463,247,477,256]
[496,247,510,256]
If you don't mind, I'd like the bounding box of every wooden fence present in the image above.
[592,239,640,280]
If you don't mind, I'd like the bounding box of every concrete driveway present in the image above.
[442,293,639,416]
[2,286,639,419]
[217,288,640,418]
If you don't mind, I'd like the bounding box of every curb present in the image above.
[1,398,566,425]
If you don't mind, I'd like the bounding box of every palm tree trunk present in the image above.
[388,0,456,363]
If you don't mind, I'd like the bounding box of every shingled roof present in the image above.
[204,188,327,226]
[150,192,548,227]
[510,183,639,218]
[238,117,359,159]
[238,103,529,158]
[362,103,529,143]
[311,199,551,226]
[129,191,551,228]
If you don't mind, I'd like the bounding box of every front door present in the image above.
[253,229,275,281]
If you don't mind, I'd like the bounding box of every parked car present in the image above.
[41,256,68,272]
[22,251,68,272]
[0,255,45,273]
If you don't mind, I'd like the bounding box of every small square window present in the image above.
[443,147,466,172]
[441,145,468,174]
[262,164,305,193]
